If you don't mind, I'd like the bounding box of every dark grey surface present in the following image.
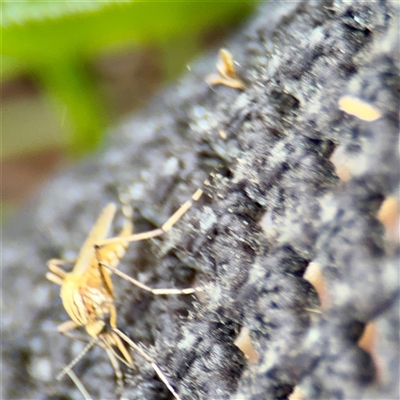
[2,1,399,399]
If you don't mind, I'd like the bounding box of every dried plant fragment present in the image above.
[377,196,399,243]
[303,261,329,309]
[219,130,228,140]
[234,326,259,364]
[358,321,376,355]
[330,145,352,182]
[288,385,304,400]
[358,321,381,382]
[206,48,245,90]
[338,96,382,121]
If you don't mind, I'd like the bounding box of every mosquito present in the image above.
[47,186,206,399]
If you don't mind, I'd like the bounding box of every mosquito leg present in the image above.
[96,188,203,247]
[56,320,97,380]
[98,341,132,369]
[102,342,125,394]
[46,272,64,286]
[47,259,71,278]
[64,368,94,400]
[100,262,204,295]
[56,338,97,381]
[160,188,203,233]
[48,258,76,266]
[57,322,96,344]
[100,331,133,367]
[48,258,76,271]
[56,320,92,343]
[110,330,133,366]
[57,320,79,334]
[46,258,79,284]
[113,328,181,400]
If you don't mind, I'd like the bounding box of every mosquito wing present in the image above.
[71,203,117,277]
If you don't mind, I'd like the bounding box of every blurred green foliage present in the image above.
[2,0,253,157]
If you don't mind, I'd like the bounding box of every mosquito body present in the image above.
[47,203,134,392]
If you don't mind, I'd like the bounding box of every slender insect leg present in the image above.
[98,340,132,369]
[57,322,95,346]
[46,259,74,285]
[57,320,92,343]
[113,328,182,400]
[101,340,125,394]
[47,258,79,285]
[161,188,203,233]
[96,188,203,247]
[56,338,97,381]
[102,330,134,366]
[57,320,79,334]
[46,272,64,286]
[64,368,94,400]
[48,258,76,272]
[48,258,76,266]
[101,262,204,295]
[111,331,133,366]
[58,331,126,392]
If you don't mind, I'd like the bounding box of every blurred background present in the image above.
[1,0,254,221]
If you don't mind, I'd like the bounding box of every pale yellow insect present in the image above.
[47,187,204,399]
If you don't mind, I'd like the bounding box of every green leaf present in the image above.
[2,1,254,156]
[3,2,252,63]
[2,0,127,28]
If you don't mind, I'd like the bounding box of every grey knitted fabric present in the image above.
[2,1,399,399]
